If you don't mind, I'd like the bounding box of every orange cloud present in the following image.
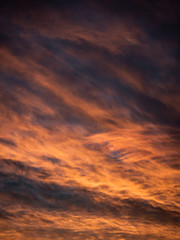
[0,1,179,239]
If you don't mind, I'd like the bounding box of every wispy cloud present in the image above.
[0,0,179,239]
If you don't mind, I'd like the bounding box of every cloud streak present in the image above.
[0,0,179,239]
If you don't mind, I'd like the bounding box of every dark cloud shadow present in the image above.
[0,138,17,147]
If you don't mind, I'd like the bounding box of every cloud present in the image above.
[0,0,179,239]
[0,163,179,226]
[0,138,17,147]
[0,159,51,180]
[41,155,61,164]
[0,209,13,220]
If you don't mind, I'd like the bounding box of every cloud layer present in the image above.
[0,0,179,239]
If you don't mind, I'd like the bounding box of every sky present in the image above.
[0,0,180,239]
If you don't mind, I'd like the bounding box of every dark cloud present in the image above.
[0,138,17,147]
[0,159,51,179]
[0,209,13,220]
[41,155,61,164]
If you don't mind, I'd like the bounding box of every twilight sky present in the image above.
[0,0,180,239]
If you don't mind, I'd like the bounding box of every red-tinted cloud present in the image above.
[0,1,179,239]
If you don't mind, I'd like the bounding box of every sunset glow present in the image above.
[0,1,179,239]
